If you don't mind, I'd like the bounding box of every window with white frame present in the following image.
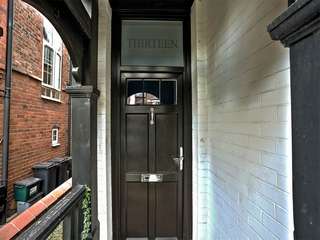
[52,128,59,147]
[42,18,63,101]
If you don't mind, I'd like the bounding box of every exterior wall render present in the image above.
[191,0,294,239]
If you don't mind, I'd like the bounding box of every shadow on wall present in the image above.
[194,0,293,239]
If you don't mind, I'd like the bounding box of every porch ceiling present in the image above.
[109,0,194,10]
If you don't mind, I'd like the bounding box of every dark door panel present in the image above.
[155,113,179,172]
[155,182,179,237]
[126,114,149,172]
[126,183,149,237]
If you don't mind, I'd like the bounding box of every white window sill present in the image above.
[52,143,60,147]
[41,95,62,103]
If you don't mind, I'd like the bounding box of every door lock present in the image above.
[141,174,163,183]
[173,146,184,171]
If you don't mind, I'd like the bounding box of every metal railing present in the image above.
[15,184,85,240]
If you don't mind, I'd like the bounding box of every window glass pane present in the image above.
[161,80,177,105]
[43,19,53,45]
[43,17,62,53]
[127,79,177,105]
[46,88,50,97]
[143,80,160,105]
[43,46,53,85]
[122,20,184,66]
[52,128,59,146]
[42,17,63,99]
[52,129,57,141]
[53,31,62,54]
[127,80,143,105]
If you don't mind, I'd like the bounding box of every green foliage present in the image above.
[81,185,92,240]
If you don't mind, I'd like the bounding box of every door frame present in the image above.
[111,10,193,240]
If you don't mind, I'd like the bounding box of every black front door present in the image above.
[120,72,184,240]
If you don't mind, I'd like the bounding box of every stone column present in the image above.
[66,85,100,240]
[268,0,320,239]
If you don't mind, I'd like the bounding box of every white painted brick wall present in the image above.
[192,0,294,239]
[97,0,112,239]
[191,1,211,239]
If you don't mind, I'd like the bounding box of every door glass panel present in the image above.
[144,80,160,105]
[121,20,184,66]
[127,79,177,105]
[127,80,144,105]
[161,80,177,105]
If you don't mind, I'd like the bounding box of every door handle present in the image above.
[150,107,155,125]
[173,146,184,171]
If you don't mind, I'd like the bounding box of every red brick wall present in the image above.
[0,0,7,69]
[0,0,70,211]
[12,0,43,79]
[0,0,7,182]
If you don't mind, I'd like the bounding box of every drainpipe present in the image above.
[2,0,14,222]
